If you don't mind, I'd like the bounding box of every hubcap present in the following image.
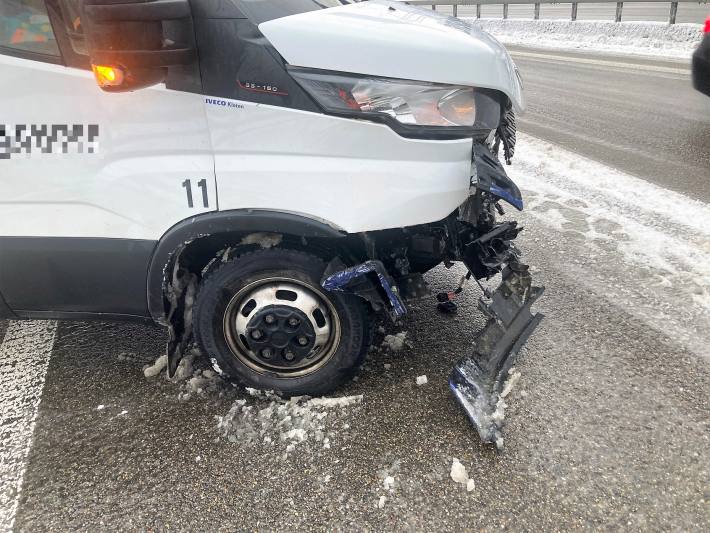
[223,278,341,377]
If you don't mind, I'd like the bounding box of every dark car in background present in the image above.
[692,15,710,96]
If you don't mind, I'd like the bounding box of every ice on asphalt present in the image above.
[216,392,363,457]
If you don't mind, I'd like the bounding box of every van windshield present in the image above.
[237,0,352,25]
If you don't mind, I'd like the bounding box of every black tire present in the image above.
[193,248,371,396]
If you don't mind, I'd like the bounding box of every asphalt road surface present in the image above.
[510,47,710,202]
[2,50,710,533]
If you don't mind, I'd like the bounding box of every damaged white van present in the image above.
[0,0,543,447]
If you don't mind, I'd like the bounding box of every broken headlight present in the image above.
[288,67,501,139]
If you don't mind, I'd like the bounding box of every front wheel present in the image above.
[192,248,371,396]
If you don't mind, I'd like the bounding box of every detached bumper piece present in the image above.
[449,261,544,449]
[322,259,407,319]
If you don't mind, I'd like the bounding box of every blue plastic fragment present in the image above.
[489,183,524,211]
[322,260,407,317]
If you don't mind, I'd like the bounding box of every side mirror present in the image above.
[80,0,196,92]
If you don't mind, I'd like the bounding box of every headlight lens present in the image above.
[288,68,500,133]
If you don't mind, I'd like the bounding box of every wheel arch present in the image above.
[146,209,347,324]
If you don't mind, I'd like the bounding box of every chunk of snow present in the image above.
[377,496,386,509]
[383,476,395,490]
[172,350,197,382]
[307,395,363,408]
[415,375,428,386]
[450,458,476,492]
[240,232,282,249]
[210,358,226,376]
[118,410,128,416]
[491,397,507,424]
[450,458,468,485]
[285,428,306,442]
[143,354,167,378]
[500,369,521,398]
[184,367,222,395]
[96,404,105,411]
[382,332,407,352]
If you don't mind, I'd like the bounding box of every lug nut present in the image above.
[297,336,308,346]
[264,314,275,324]
[251,330,263,340]
[283,350,296,361]
[288,317,300,327]
[261,348,273,359]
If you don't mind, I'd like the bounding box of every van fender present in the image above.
[146,209,346,325]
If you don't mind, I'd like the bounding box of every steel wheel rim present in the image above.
[222,276,341,377]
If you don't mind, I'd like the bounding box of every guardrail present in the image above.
[404,0,708,25]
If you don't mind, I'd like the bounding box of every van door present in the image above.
[0,0,215,318]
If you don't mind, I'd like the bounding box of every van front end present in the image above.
[2,0,544,449]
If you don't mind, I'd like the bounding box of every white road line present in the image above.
[511,50,691,77]
[0,321,57,533]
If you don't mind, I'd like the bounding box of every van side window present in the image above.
[0,0,60,56]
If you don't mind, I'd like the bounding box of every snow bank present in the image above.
[216,393,363,457]
[469,19,703,59]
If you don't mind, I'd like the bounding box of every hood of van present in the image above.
[258,0,525,113]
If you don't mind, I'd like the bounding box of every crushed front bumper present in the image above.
[449,261,544,449]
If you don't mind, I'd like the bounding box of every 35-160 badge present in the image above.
[238,80,288,96]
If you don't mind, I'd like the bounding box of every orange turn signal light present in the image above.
[91,64,125,88]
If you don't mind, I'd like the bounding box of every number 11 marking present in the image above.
[182,179,209,208]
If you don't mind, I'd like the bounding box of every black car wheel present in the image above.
[193,248,371,396]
